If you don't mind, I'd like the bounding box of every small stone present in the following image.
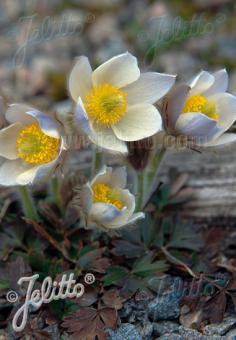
[108,323,142,340]
[225,328,236,339]
[158,334,182,340]
[147,291,182,321]
[179,326,224,339]
[203,316,236,336]
[136,320,153,339]
[153,321,180,336]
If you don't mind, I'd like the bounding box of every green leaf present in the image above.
[0,278,10,289]
[132,254,169,277]
[168,221,202,251]
[140,215,156,248]
[103,266,129,286]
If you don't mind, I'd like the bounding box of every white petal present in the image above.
[0,123,23,160]
[175,112,220,144]
[203,133,236,147]
[91,165,112,186]
[68,56,93,102]
[18,161,57,185]
[26,110,61,138]
[0,159,30,186]
[209,92,236,133]
[163,83,190,131]
[0,159,55,186]
[91,124,128,153]
[112,104,162,141]
[204,69,229,96]
[110,167,127,188]
[188,71,215,96]
[123,72,176,105]
[90,203,123,226]
[80,183,93,213]
[92,52,140,88]
[6,104,35,125]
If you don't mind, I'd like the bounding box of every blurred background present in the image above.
[0,0,236,223]
[0,0,235,106]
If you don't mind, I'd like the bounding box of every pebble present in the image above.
[108,323,142,340]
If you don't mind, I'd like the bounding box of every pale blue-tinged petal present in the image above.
[80,182,93,213]
[204,69,228,96]
[126,212,145,226]
[163,83,190,131]
[74,98,93,136]
[90,202,123,225]
[175,112,220,144]
[92,52,140,88]
[26,110,61,138]
[203,133,236,147]
[124,72,176,105]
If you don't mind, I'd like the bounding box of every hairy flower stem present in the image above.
[19,186,39,221]
[92,151,103,176]
[51,176,62,212]
[136,148,166,211]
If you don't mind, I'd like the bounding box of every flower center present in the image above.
[17,123,60,165]
[182,95,219,121]
[92,183,124,210]
[85,84,128,127]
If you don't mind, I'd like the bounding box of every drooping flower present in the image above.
[68,52,176,153]
[0,104,65,186]
[79,166,145,229]
[162,69,236,147]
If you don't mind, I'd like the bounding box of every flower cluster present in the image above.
[0,52,236,229]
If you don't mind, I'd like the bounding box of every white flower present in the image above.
[163,69,236,147]
[0,104,65,186]
[80,166,145,229]
[68,52,176,153]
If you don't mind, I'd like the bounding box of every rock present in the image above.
[203,316,236,336]
[136,320,153,339]
[147,291,182,321]
[217,37,236,64]
[158,334,182,340]
[153,321,180,336]
[87,14,119,45]
[226,328,236,339]
[179,326,224,339]
[108,323,142,340]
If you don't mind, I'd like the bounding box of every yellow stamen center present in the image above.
[85,84,128,127]
[92,183,124,210]
[17,123,60,165]
[182,95,219,121]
